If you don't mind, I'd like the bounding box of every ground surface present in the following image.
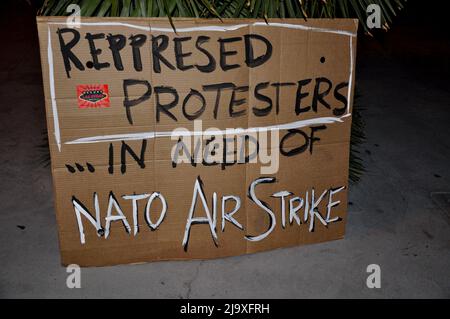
[0,1,449,298]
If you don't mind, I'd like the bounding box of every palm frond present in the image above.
[39,0,407,33]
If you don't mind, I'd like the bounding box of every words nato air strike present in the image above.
[73,176,345,249]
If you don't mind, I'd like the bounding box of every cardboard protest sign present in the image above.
[36,17,357,266]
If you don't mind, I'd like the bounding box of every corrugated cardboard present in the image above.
[36,17,358,266]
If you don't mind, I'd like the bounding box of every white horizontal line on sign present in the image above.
[47,21,357,37]
[65,114,351,145]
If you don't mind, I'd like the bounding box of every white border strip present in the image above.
[347,36,354,114]
[66,114,351,144]
[48,21,357,37]
[46,21,356,150]
[48,26,61,151]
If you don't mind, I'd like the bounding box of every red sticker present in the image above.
[77,84,110,108]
